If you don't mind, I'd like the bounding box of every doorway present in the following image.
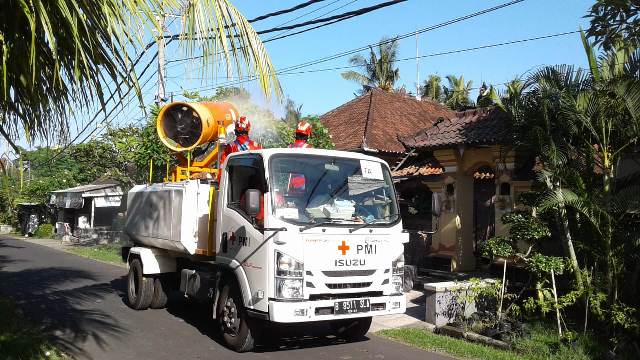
[473,166,495,255]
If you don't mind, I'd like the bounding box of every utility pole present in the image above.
[155,10,167,105]
[415,33,420,100]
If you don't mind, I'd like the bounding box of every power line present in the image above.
[256,0,407,35]
[165,0,404,67]
[171,28,575,94]
[276,0,527,74]
[248,0,329,23]
[264,0,357,41]
[166,0,524,74]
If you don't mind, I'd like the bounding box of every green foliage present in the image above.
[526,254,565,275]
[510,322,605,360]
[480,211,552,261]
[381,325,602,360]
[443,75,474,110]
[420,74,443,102]
[34,223,54,238]
[502,212,551,244]
[586,1,640,52]
[479,236,514,259]
[66,244,123,264]
[498,34,640,348]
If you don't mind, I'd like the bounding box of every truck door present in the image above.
[218,154,268,311]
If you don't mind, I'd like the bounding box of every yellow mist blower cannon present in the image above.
[156,101,239,181]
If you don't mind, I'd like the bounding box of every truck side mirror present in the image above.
[244,189,261,217]
[431,193,441,217]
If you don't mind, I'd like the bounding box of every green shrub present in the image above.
[479,236,514,259]
[34,223,54,238]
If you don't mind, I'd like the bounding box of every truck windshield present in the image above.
[269,154,399,225]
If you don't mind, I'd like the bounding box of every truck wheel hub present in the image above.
[222,298,239,334]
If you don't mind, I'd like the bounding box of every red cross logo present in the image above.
[338,240,350,256]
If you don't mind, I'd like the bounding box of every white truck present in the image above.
[123,102,407,352]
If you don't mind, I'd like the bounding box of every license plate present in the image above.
[334,298,370,315]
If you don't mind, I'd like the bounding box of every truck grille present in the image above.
[322,270,376,277]
[310,291,383,300]
[326,282,372,289]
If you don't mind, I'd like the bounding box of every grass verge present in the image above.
[0,297,67,359]
[378,324,602,360]
[66,243,123,265]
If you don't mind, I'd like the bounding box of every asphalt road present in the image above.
[0,237,451,360]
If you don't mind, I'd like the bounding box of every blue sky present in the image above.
[23,0,596,149]
[165,0,594,117]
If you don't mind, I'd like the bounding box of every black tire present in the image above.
[150,276,169,309]
[216,282,255,352]
[331,316,372,340]
[127,258,154,310]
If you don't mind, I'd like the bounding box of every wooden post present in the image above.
[497,259,507,322]
[551,269,562,338]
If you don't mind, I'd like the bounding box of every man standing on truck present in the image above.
[220,116,262,165]
[289,120,313,148]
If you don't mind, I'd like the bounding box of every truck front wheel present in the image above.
[127,258,154,310]
[217,283,256,352]
[330,316,372,340]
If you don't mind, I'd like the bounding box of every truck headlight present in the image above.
[276,278,303,299]
[275,251,303,299]
[391,253,405,294]
[276,251,303,277]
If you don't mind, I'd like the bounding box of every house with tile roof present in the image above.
[321,90,534,274]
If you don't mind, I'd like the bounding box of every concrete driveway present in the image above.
[0,237,451,360]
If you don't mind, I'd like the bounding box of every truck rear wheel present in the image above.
[150,276,169,309]
[217,282,255,352]
[127,258,154,310]
[330,316,372,340]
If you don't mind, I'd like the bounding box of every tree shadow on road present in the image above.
[0,266,128,359]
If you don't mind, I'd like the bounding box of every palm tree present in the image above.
[1,0,281,151]
[420,75,443,102]
[443,75,474,110]
[341,37,400,94]
[501,35,640,317]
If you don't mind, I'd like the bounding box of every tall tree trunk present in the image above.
[556,207,584,291]
[546,175,584,291]
[602,160,616,302]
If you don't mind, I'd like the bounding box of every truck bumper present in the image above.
[268,294,406,323]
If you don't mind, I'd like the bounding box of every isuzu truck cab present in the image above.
[123,102,407,352]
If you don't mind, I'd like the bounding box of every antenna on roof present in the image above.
[416,33,420,100]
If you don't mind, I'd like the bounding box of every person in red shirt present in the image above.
[220,116,264,223]
[289,120,313,148]
[220,115,262,166]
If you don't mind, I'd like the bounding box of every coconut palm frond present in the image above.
[1,0,281,146]
[341,71,372,86]
[181,0,281,99]
[341,37,399,92]
[539,187,611,233]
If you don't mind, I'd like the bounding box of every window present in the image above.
[269,154,399,225]
[500,182,511,196]
[226,155,266,218]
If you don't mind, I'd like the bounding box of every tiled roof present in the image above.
[392,165,443,177]
[402,107,509,149]
[391,155,444,177]
[320,88,456,153]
